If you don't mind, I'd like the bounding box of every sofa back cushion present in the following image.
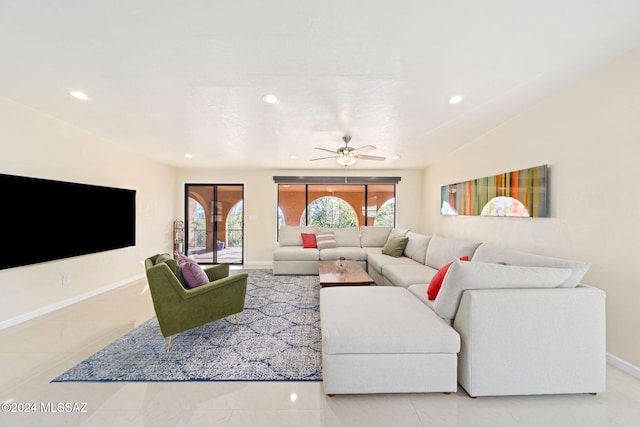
[279,226,318,246]
[360,226,392,247]
[403,231,431,264]
[321,227,361,247]
[425,236,481,270]
[388,228,409,240]
[433,260,572,320]
[472,244,590,288]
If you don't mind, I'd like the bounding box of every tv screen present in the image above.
[1,174,136,270]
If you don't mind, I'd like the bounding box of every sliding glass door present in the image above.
[185,184,244,265]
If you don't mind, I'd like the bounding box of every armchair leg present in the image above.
[166,336,173,353]
[234,313,240,330]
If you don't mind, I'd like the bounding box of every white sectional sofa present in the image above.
[275,225,606,397]
[273,226,368,275]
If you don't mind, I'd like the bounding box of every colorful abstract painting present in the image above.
[441,165,548,217]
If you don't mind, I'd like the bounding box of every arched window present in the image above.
[301,196,359,228]
[374,198,395,226]
[226,201,244,247]
[188,198,206,248]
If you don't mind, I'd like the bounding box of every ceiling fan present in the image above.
[310,135,385,166]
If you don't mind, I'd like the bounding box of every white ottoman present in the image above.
[320,286,460,395]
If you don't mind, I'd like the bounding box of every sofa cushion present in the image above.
[404,232,431,264]
[388,228,409,240]
[382,236,409,257]
[179,258,209,288]
[471,244,590,288]
[301,233,317,248]
[425,236,481,269]
[321,287,460,355]
[427,256,470,300]
[360,226,392,247]
[273,246,320,261]
[433,260,573,320]
[319,246,368,261]
[383,263,439,288]
[407,283,435,310]
[367,251,418,273]
[279,226,318,246]
[316,231,337,250]
[322,227,361,247]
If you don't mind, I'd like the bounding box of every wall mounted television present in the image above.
[1,174,136,270]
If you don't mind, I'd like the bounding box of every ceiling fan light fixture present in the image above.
[337,154,356,166]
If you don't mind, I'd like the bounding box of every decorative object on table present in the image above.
[51,270,321,382]
[441,164,548,217]
[335,257,348,271]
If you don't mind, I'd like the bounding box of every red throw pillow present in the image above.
[301,233,317,248]
[427,256,469,300]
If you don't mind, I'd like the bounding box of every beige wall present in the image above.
[423,47,640,367]
[175,168,424,265]
[0,98,177,326]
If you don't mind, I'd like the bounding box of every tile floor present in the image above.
[1,274,640,427]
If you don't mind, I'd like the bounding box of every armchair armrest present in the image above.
[171,272,249,299]
[204,263,230,281]
[453,285,606,397]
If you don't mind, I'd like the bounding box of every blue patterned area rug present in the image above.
[52,270,321,382]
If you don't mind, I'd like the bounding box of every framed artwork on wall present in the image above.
[441,164,548,217]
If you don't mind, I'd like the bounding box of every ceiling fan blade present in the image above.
[355,154,386,161]
[310,156,337,161]
[353,145,376,153]
[314,147,337,154]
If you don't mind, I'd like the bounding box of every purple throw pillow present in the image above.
[180,259,209,288]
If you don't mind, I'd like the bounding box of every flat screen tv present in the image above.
[1,174,136,270]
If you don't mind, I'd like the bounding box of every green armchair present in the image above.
[144,253,248,351]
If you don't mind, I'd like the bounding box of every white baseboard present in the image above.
[0,273,145,331]
[607,352,640,380]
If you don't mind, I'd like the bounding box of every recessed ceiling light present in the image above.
[391,155,400,160]
[262,94,279,104]
[69,90,89,100]
[289,155,297,160]
[449,95,463,104]
[184,153,193,159]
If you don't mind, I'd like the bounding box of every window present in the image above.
[302,196,359,228]
[277,181,396,231]
[374,197,395,227]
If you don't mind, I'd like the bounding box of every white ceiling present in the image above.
[2,1,640,170]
